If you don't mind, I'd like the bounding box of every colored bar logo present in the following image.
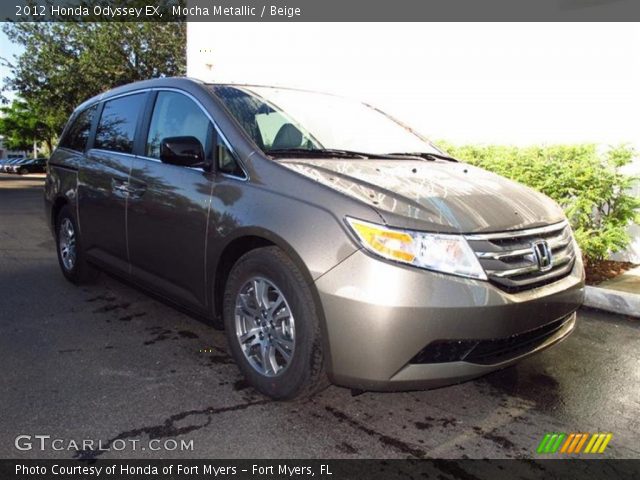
[537,433,612,454]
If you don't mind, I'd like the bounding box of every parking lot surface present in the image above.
[1,173,639,459]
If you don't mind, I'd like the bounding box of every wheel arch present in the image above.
[211,228,318,317]
[51,196,69,231]
[210,228,331,357]
[210,228,334,378]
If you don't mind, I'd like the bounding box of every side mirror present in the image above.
[160,136,207,169]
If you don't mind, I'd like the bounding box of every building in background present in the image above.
[0,136,28,160]
[186,22,639,262]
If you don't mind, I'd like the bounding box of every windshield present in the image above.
[211,85,440,156]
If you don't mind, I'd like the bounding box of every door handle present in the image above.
[111,179,146,198]
[111,178,130,196]
[126,180,147,198]
[127,184,147,199]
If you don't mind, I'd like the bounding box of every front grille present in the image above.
[410,314,573,365]
[465,221,576,292]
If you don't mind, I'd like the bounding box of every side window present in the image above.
[146,91,212,160]
[217,142,244,176]
[94,93,145,154]
[146,91,244,176]
[59,105,96,152]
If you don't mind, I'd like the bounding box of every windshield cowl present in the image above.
[265,148,434,161]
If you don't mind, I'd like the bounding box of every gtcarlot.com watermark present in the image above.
[15,434,194,453]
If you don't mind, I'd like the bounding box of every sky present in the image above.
[1,23,639,148]
[188,22,640,148]
[0,27,23,102]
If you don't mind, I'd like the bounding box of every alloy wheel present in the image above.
[59,217,77,271]
[234,277,295,377]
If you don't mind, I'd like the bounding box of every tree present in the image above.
[440,141,640,262]
[1,21,186,143]
[0,99,54,154]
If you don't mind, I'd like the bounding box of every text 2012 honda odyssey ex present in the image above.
[45,78,585,399]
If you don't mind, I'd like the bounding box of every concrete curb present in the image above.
[584,285,640,318]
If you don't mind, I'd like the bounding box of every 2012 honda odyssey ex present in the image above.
[45,78,585,399]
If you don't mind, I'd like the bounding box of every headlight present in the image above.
[346,217,487,280]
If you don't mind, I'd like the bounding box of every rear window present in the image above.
[59,105,96,152]
[94,93,145,154]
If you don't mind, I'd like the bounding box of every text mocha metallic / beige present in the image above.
[45,78,584,399]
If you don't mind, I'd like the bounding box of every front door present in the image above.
[126,91,216,308]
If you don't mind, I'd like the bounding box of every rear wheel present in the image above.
[55,205,99,284]
[223,246,325,399]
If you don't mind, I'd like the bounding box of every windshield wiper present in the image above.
[388,152,459,162]
[266,148,425,160]
[266,148,367,159]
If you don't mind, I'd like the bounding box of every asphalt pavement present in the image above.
[1,173,639,460]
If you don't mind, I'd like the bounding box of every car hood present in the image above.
[280,159,566,233]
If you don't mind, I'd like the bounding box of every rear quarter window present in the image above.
[58,105,97,152]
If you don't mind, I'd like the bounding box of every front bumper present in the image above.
[315,249,585,391]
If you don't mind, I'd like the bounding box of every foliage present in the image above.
[0,99,56,152]
[438,142,640,262]
[1,21,186,144]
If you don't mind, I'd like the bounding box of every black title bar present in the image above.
[2,0,640,22]
[2,459,640,480]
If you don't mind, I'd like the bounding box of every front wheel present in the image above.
[19,167,28,175]
[223,246,325,399]
[55,205,99,284]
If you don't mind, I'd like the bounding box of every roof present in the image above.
[74,77,206,113]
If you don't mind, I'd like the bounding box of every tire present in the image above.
[19,167,28,175]
[55,205,99,284]
[223,246,325,400]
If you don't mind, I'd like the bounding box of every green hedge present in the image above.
[438,142,640,263]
